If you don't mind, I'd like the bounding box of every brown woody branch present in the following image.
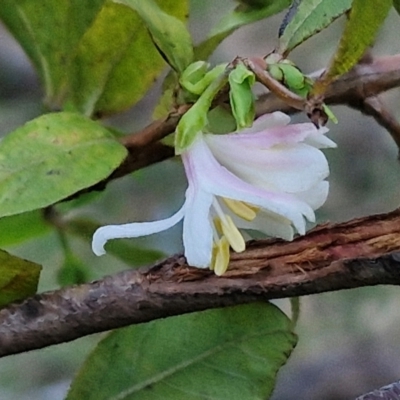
[1,208,400,357]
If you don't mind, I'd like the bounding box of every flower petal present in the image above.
[206,122,331,152]
[296,181,329,210]
[233,210,295,241]
[206,141,329,193]
[182,154,214,268]
[92,206,185,256]
[240,111,290,134]
[187,137,313,234]
[304,129,337,149]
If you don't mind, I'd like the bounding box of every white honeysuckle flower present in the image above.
[92,111,336,275]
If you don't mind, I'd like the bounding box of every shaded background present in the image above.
[1,1,400,399]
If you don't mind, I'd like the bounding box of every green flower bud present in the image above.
[180,61,209,94]
[175,71,229,153]
[229,63,255,130]
[181,63,227,96]
[278,63,305,91]
[268,64,284,82]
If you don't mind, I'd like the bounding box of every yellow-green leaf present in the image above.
[0,249,41,308]
[114,0,193,73]
[0,0,105,107]
[0,0,188,116]
[0,112,128,218]
[314,0,392,94]
[67,0,189,116]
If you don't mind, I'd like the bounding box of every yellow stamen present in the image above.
[213,217,223,235]
[243,201,260,213]
[213,237,230,276]
[221,215,246,253]
[222,198,257,221]
[210,243,218,271]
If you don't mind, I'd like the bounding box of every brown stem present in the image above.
[120,108,189,149]
[256,54,400,115]
[1,208,400,357]
[244,58,306,111]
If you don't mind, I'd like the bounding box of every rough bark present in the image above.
[1,209,400,357]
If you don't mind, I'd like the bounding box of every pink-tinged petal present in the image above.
[207,141,329,193]
[92,206,185,256]
[240,111,290,134]
[187,137,313,234]
[205,122,329,151]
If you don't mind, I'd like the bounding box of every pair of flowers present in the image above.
[92,111,335,275]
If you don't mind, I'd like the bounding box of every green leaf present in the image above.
[394,0,400,15]
[67,302,297,400]
[68,0,189,116]
[195,0,291,60]
[114,0,193,73]
[314,0,392,94]
[278,0,352,55]
[0,249,41,308]
[0,211,51,247]
[0,112,128,218]
[67,218,164,267]
[0,0,105,108]
[0,0,188,116]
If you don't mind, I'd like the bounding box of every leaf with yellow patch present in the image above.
[0,250,41,308]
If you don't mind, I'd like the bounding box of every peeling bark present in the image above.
[1,209,400,357]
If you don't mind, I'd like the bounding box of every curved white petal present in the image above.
[232,210,294,240]
[206,122,328,151]
[304,129,337,149]
[207,141,329,193]
[187,137,313,234]
[180,172,214,268]
[296,181,329,210]
[240,111,290,134]
[92,205,185,256]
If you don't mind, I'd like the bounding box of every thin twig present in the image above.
[120,107,189,149]
[256,54,400,115]
[244,57,306,111]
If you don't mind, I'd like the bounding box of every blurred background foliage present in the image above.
[1,0,400,399]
